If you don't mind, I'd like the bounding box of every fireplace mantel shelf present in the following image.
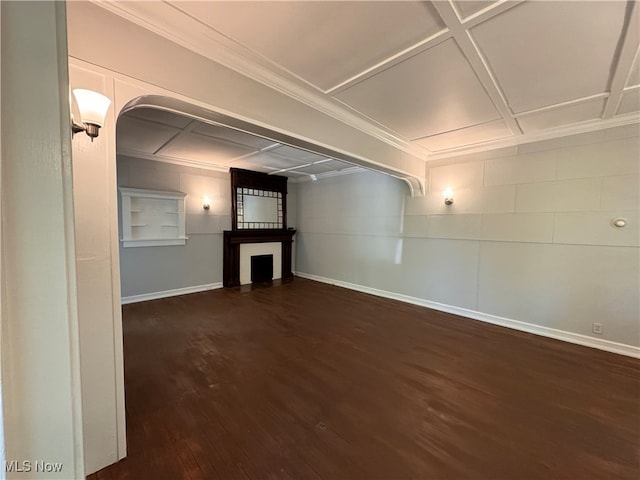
[223,229,296,287]
[224,229,296,245]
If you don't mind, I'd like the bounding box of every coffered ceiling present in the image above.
[117,108,360,180]
[102,0,640,163]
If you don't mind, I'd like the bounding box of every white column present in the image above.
[1,2,85,478]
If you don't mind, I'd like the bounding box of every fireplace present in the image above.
[223,230,295,287]
[251,254,273,283]
[223,168,295,287]
[238,241,281,285]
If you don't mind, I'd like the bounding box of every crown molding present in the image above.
[96,1,639,170]
[117,148,229,173]
[426,112,640,161]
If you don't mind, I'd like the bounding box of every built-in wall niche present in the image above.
[119,187,187,247]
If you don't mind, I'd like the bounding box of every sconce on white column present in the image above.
[71,89,111,141]
[203,197,211,211]
[443,187,454,206]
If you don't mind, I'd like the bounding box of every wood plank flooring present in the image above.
[89,278,640,479]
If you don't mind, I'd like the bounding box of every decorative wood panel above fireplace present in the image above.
[223,168,296,287]
[231,167,288,230]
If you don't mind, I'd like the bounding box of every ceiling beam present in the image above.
[513,93,609,119]
[224,142,281,166]
[325,29,451,95]
[324,1,524,96]
[95,0,428,159]
[458,0,525,29]
[153,118,199,155]
[602,2,640,118]
[432,1,522,136]
[266,157,334,176]
[120,96,427,196]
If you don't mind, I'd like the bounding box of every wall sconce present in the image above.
[71,89,111,141]
[443,187,454,206]
[203,197,211,211]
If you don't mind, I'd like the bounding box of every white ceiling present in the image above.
[117,108,359,180]
[106,0,640,167]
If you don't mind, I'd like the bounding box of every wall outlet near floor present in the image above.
[592,323,603,335]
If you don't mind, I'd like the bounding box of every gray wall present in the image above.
[117,129,639,349]
[117,156,229,297]
[117,155,297,298]
[295,128,640,348]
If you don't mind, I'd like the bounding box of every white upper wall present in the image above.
[409,132,639,248]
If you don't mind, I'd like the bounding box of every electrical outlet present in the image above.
[592,323,603,335]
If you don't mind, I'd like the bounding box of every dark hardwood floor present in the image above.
[89,278,640,479]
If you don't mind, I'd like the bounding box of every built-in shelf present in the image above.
[119,187,187,248]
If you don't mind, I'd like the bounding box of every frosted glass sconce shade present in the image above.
[72,89,111,140]
[443,188,454,206]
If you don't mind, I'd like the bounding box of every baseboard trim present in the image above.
[294,272,640,359]
[121,282,223,305]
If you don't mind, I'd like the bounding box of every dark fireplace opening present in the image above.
[251,254,273,283]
